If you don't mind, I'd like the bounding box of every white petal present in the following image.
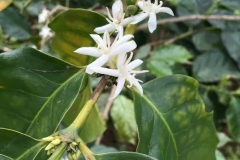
[127,59,143,70]
[91,67,120,77]
[118,25,124,38]
[137,1,144,10]
[148,12,157,33]
[94,24,115,34]
[74,47,101,57]
[111,41,137,55]
[115,34,134,46]
[130,13,148,24]
[90,34,103,46]
[113,77,125,98]
[86,55,109,74]
[122,16,137,26]
[112,0,123,19]
[156,7,174,16]
[133,80,143,95]
[117,53,126,69]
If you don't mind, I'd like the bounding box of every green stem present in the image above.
[48,143,67,160]
[70,75,109,131]
[66,0,70,7]
[78,138,95,160]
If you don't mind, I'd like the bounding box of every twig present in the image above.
[95,85,116,145]
[137,15,240,31]
[150,27,216,46]
[48,4,68,17]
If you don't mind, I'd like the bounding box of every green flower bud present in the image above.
[42,136,54,142]
[126,0,135,5]
[70,143,76,152]
[45,143,54,150]
[67,152,74,160]
[127,5,138,16]
[72,153,78,160]
[51,138,61,145]
[72,142,78,146]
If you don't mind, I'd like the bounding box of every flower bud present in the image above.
[51,138,61,145]
[67,152,74,160]
[72,142,78,146]
[42,136,54,142]
[72,153,77,160]
[45,143,54,150]
[127,5,138,16]
[70,143,76,152]
[126,0,135,5]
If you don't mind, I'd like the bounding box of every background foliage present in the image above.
[1,0,240,159]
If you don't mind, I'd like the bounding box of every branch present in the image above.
[137,15,240,30]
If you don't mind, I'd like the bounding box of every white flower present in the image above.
[132,0,174,33]
[94,0,136,37]
[74,32,137,75]
[38,8,49,23]
[91,53,148,98]
[39,26,53,39]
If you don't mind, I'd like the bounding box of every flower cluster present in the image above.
[75,0,173,98]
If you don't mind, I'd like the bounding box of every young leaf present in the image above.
[226,96,240,143]
[0,128,47,160]
[133,75,218,160]
[0,48,87,139]
[110,95,137,144]
[49,9,107,66]
[94,152,158,160]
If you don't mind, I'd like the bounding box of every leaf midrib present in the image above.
[25,69,84,135]
[140,93,179,159]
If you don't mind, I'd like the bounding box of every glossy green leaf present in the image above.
[148,45,191,77]
[94,152,157,160]
[135,44,151,59]
[0,128,46,160]
[110,96,137,144]
[133,75,218,160]
[63,83,105,143]
[0,155,12,160]
[220,0,240,11]
[222,31,240,69]
[49,9,107,66]
[192,31,220,51]
[193,50,240,82]
[0,7,31,40]
[0,48,87,139]
[226,96,240,143]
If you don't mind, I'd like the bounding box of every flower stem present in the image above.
[70,75,109,131]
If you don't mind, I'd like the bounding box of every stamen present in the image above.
[106,7,114,21]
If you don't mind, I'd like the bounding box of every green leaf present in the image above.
[217,132,231,148]
[216,150,226,160]
[135,44,151,59]
[220,0,240,11]
[0,155,12,160]
[0,48,87,139]
[226,96,240,143]
[91,145,118,154]
[133,75,218,160]
[193,50,240,82]
[49,9,107,66]
[192,31,220,51]
[94,152,157,160]
[0,128,46,160]
[147,45,191,77]
[0,7,31,40]
[110,95,137,144]
[63,83,105,143]
[222,31,240,69]
[0,0,12,11]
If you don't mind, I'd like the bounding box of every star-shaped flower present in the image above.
[94,0,136,37]
[91,53,148,98]
[132,0,174,33]
[74,32,137,74]
[38,8,49,23]
[39,26,53,39]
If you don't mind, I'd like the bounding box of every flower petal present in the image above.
[90,34,104,46]
[118,25,124,38]
[94,24,115,34]
[91,67,120,77]
[74,47,101,57]
[117,52,126,69]
[133,80,143,95]
[112,0,123,19]
[148,12,157,33]
[111,40,137,55]
[130,13,148,24]
[127,59,143,70]
[137,1,144,10]
[156,7,174,16]
[86,55,109,74]
[115,34,134,46]
[112,77,125,98]
[122,16,137,26]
